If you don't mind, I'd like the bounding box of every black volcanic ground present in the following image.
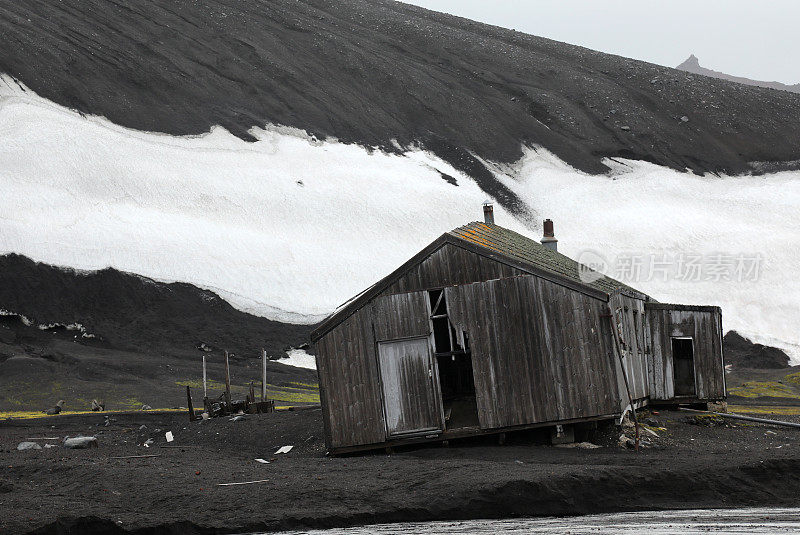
[2,0,800,215]
[0,254,317,411]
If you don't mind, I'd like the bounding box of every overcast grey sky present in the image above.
[401,0,800,84]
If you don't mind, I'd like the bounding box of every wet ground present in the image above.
[263,508,800,534]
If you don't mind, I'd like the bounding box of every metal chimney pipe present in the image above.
[541,219,558,251]
[483,201,494,224]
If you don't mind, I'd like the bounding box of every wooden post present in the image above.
[186,385,196,421]
[224,350,232,414]
[202,355,208,399]
[249,382,255,404]
[261,349,267,402]
[202,354,209,414]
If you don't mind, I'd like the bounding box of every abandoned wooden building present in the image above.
[310,204,725,453]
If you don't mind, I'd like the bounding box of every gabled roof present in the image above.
[311,221,645,342]
[449,222,636,295]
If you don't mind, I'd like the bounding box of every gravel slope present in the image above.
[2,0,800,215]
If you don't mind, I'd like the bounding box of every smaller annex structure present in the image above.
[310,204,725,454]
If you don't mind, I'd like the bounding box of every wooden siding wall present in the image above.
[609,294,650,407]
[373,292,431,341]
[645,305,725,401]
[315,291,433,449]
[382,243,525,296]
[445,275,621,430]
[315,306,385,449]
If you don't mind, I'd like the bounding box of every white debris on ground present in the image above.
[1,75,798,362]
[62,436,98,449]
[277,349,316,370]
[554,442,602,449]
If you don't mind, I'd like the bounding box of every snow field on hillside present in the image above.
[502,149,800,361]
[0,75,527,323]
[1,75,799,362]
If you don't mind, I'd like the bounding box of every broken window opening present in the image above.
[427,290,479,430]
[432,316,452,354]
[429,289,446,315]
[428,289,451,353]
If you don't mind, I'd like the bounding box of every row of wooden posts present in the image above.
[186,349,273,421]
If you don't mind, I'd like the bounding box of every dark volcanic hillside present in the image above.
[0,254,311,359]
[723,330,790,369]
[2,0,800,214]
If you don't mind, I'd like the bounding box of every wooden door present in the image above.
[378,337,443,437]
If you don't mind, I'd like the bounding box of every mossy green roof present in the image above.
[449,221,641,296]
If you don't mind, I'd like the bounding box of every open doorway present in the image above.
[428,289,480,430]
[672,337,696,396]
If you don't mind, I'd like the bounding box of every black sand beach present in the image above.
[3,405,800,535]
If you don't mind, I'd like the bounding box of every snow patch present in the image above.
[277,349,316,370]
[1,75,799,363]
[37,322,97,338]
[0,308,98,338]
[499,146,800,362]
[0,309,33,326]
[0,74,529,325]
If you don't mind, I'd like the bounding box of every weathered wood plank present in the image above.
[382,242,526,297]
[378,337,442,436]
[445,274,619,429]
[645,304,724,402]
[314,307,386,449]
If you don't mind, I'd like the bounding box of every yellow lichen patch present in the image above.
[0,408,187,421]
[457,228,502,252]
[184,379,320,404]
[287,381,320,389]
[784,372,800,386]
[727,381,800,399]
[176,379,227,390]
[270,389,319,403]
[727,405,800,416]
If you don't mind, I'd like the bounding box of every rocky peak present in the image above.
[678,54,701,69]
